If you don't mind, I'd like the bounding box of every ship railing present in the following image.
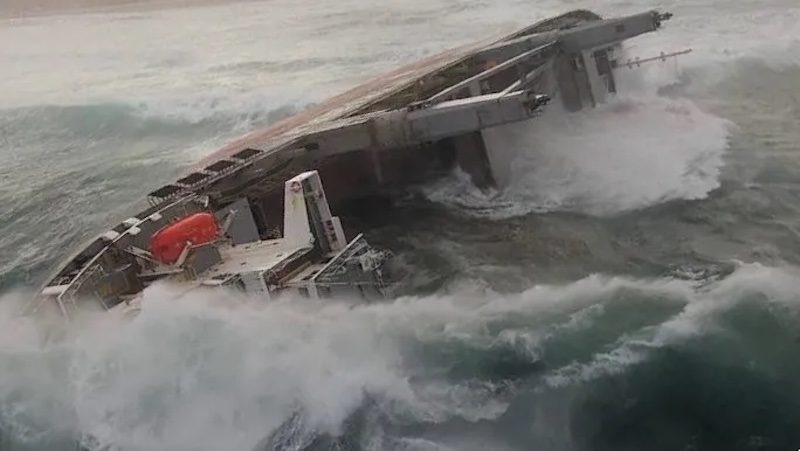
[36,196,195,319]
[57,262,108,318]
[422,41,557,105]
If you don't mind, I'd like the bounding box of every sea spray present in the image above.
[1,264,798,449]
[424,92,732,218]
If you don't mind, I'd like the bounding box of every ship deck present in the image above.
[206,240,310,280]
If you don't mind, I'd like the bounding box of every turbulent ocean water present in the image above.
[1,0,800,449]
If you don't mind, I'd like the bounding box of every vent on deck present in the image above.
[204,160,237,173]
[147,184,184,206]
[148,184,182,199]
[230,148,263,161]
[176,172,211,187]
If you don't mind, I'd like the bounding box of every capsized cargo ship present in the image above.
[32,9,676,319]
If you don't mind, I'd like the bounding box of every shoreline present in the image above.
[0,0,257,20]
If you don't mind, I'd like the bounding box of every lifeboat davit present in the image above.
[149,212,219,264]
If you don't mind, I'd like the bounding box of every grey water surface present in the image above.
[1,0,799,449]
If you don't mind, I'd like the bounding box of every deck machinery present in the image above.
[35,9,674,318]
[35,170,393,320]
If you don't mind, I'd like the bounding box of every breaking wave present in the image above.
[2,1,800,449]
[424,92,732,218]
[2,263,800,450]
[422,0,800,219]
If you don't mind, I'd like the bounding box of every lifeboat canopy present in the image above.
[149,212,219,264]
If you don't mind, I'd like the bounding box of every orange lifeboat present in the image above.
[149,212,219,264]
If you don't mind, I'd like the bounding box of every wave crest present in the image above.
[425,92,731,218]
[1,263,799,449]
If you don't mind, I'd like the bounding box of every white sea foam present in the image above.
[425,88,733,218]
[2,0,797,121]
[543,262,800,387]
[4,264,796,449]
[0,285,518,450]
[1,0,799,448]
[422,0,800,219]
